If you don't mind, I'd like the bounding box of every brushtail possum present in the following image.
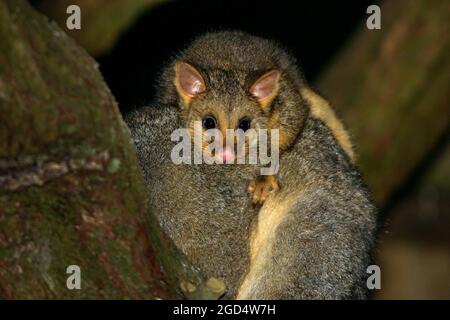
[125,31,377,299]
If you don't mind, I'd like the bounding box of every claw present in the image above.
[248,175,279,206]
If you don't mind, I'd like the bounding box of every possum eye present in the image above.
[238,117,251,132]
[202,116,217,130]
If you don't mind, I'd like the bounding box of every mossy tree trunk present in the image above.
[0,0,208,299]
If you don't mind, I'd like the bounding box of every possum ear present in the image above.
[249,70,280,109]
[174,62,206,106]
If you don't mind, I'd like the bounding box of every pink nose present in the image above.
[220,147,234,162]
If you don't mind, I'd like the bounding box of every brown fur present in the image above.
[302,87,355,161]
[126,31,377,299]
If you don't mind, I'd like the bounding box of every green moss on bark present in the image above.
[0,0,206,300]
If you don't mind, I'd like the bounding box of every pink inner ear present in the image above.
[177,62,206,97]
[250,70,280,101]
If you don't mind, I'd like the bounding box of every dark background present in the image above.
[97,0,376,113]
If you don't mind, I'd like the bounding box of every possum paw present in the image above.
[248,175,279,206]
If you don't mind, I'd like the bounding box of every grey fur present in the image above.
[125,31,377,299]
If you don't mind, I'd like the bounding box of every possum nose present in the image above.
[220,146,234,162]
